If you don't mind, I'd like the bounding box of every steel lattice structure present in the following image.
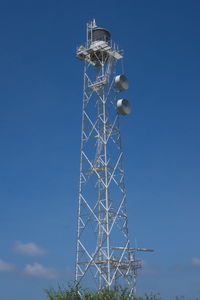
[75,20,152,296]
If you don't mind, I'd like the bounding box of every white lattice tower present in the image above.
[75,20,152,296]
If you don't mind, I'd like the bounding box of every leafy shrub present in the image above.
[45,286,160,300]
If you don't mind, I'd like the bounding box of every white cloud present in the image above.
[24,263,58,279]
[192,257,200,266]
[0,259,15,272]
[14,241,46,256]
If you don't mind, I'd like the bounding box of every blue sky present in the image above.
[0,0,200,299]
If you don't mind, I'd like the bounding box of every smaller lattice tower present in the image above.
[75,20,153,296]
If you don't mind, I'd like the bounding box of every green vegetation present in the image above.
[45,286,200,300]
[45,286,160,300]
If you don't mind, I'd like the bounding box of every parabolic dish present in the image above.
[115,75,129,91]
[117,99,131,115]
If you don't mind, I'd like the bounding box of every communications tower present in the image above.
[75,20,152,296]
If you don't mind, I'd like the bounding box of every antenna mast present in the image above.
[75,21,152,296]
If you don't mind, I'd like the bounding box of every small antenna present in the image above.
[88,19,97,29]
[93,19,97,28]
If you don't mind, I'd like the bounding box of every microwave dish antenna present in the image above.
[115,74,129,91]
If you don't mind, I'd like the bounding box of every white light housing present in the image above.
[117,99,131,115]
[115,75,129,91]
